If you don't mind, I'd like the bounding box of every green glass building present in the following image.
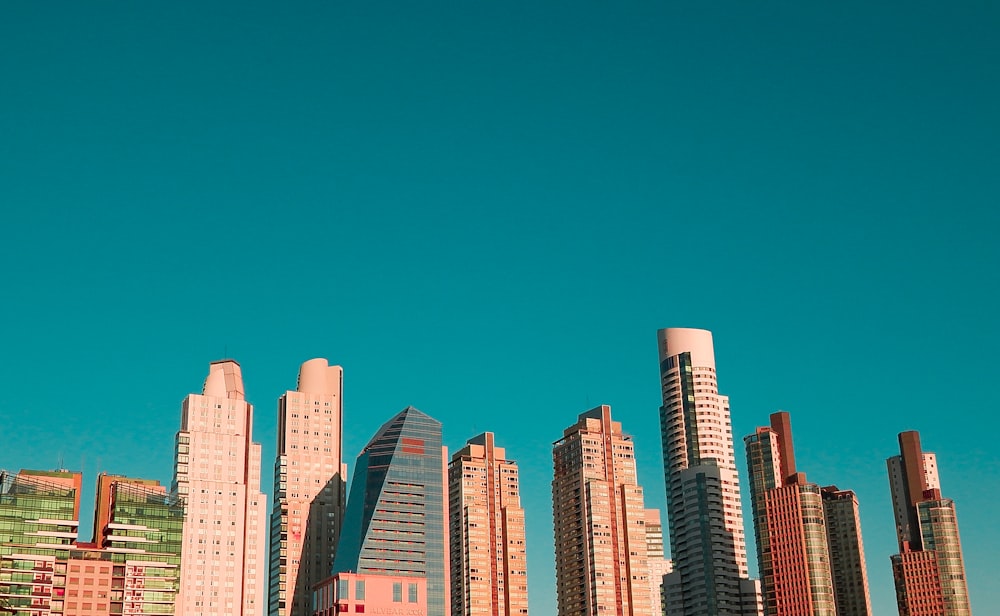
[0,471,184,616]
[0,470,81,615]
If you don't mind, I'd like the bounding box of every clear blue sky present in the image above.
[2,2,998,614]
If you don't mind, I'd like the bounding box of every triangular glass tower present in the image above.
[334,407,448,616]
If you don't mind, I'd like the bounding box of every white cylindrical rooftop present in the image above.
[657,327,716,368]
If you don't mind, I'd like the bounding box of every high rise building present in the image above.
[0,470,183,616]
[172,359,267,616]
[656,328,761,616]
[744,412,840,616]
[448,432,528,616]
[268,359,346,616]
[551,405,655,616]
[643,509,673,616]
[821,486,873,616]
[887,431,971,616]
[333,407,450,616]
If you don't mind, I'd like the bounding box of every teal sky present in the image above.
[2,2,998,614]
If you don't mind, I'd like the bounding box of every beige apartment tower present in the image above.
[268,359,347,616]
[644,508,673,616]
[552,405,656,616]
[172,360,268,616]
[821,486,873,616]
[448,432,529,616]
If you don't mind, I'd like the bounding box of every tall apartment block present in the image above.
[644,509,673,616]
[821,486,873,616]
[268,359,346,616]
[551,405,655,616]
[656,328,761,616]
[887,431,971,616]
[333,407,450,616]
[745,412,857,616]
[172,359,267,615]
[448,432,528,616]
[0,470,183,616]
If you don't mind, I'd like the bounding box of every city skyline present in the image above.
[3,2,999,614]
[0,349,988,615]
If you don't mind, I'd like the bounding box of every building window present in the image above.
[392,582,402,603]
[337,578,349,601]
[355,580,365,601]
[408,583,418,603]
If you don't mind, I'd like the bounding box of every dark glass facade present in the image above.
[333,407,447,616]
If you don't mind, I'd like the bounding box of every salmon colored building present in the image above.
[821,487,873,616]
[551,405,655,616]
[745,412,872,616]
[643,508,672,616]
[312,573,426,616]
[448,432,528,616]
[269,359,347,616]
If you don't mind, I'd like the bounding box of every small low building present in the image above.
[312,572,426,616]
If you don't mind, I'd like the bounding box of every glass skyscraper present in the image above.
[333,407,449,616]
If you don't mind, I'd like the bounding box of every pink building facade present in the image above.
[448,432,528,616]
[312,573,427,616]
[172,360,267,615]
[551,405,656,616]
[269,359,347,616]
